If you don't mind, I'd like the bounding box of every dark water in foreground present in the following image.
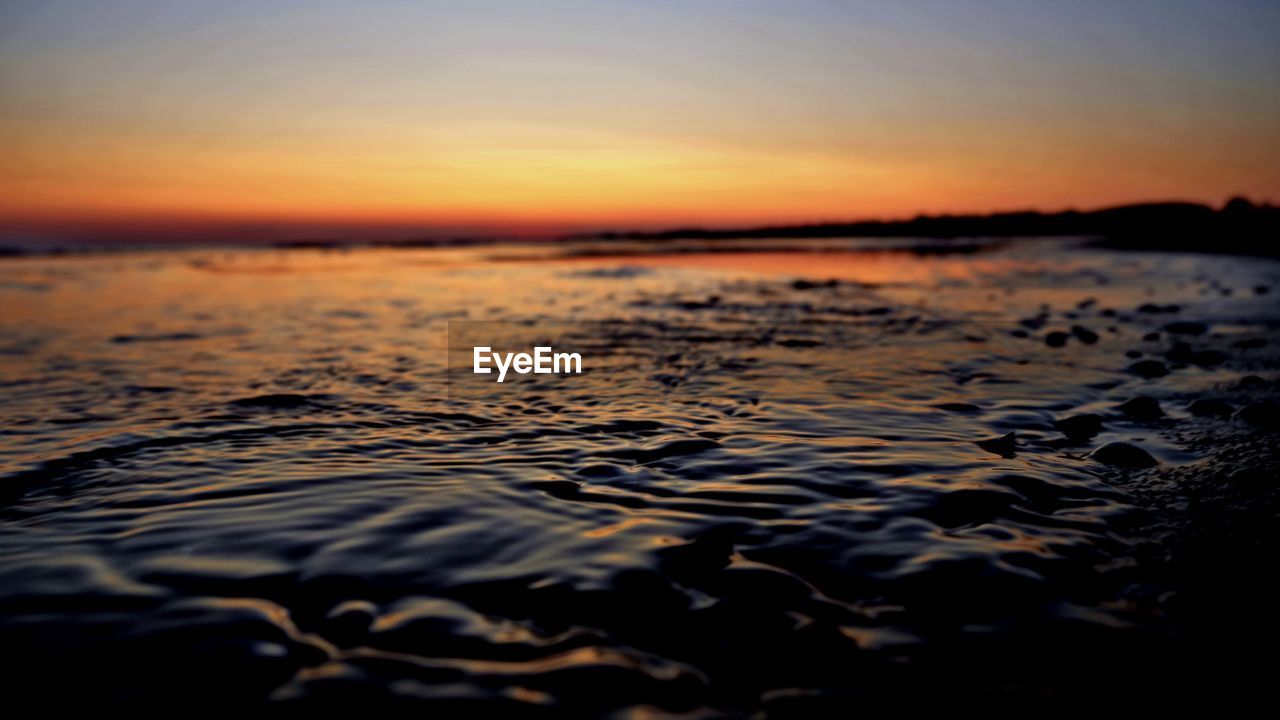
[2,239,1278,715]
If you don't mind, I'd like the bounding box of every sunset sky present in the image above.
[2,0,1278,241]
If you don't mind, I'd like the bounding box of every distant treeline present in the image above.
[587,198,1280,254]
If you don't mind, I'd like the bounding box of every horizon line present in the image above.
[1,194,1273,248]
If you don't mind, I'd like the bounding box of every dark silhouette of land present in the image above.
[583,197,1280,255]
[2,197,1276,256]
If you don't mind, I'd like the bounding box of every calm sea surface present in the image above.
[2,239,1278,714]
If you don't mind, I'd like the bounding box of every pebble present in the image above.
[1165,343,1195,363]
[1020,313,1049,330]
[1071,325,1099,344]
[1164,321,1208,335]
[1188,398,1233,418]
[1237,375,1266,390]
[1236,400,1280,428]
[1089,441,1159,468]
[1128,360,1170,379]
[1117,396,1163,420]
[1055,413,1104,439]
[1191,349,1227,367]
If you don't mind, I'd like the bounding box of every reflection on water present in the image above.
[1,239,1278,713]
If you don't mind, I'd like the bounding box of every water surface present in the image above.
[2,238,1278,714]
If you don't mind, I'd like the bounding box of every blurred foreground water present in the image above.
[1,238,1278,714]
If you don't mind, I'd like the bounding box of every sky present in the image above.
[1,0,1278,240]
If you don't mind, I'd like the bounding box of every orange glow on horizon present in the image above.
[2,1,1277,241]
[5,116,1272,239]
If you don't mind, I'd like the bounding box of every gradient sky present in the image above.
[2,0,1278,239]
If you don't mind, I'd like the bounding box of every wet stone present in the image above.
[1128,360,1170,379]
[1189,398,1234,418]
[1071,325,1099,344]
[1191,349,1227,367]
[1163,321,1208,335]
[1236,400,1280,428]
[1089,442,1159,468]
[1116,397,1163,421]
[1165,343,1195,364]
[1055,413,1104,440]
